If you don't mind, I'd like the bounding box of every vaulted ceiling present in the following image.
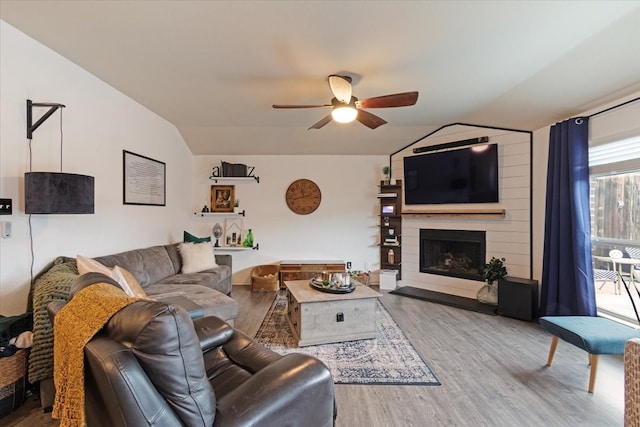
[2,1,640,155]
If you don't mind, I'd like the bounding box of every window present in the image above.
[589,135,640,244]
[589,134,640,325]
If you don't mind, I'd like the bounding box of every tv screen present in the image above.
[404,144,498,204]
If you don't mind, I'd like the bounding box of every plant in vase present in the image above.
[382,166,390,185]
[477,257,507,306]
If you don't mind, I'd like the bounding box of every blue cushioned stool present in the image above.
[539,316,640,392]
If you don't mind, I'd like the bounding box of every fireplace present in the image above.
[420,229,486,281]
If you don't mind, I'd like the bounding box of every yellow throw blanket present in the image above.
[52,283,143,427]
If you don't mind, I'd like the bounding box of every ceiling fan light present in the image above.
[331,106,358,123]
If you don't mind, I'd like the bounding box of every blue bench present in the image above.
[539,316,640,392]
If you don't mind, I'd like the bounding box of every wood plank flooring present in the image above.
[3,286,624,426]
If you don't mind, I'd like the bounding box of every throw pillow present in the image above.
[112,266,147,298]
[76,255,147,298]
[178,242,218,274]
[183,231,211,243]
[77,255,113,277]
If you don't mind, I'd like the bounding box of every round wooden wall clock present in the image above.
[285,179,322,215]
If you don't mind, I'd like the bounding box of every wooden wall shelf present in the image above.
[402,209,505,219]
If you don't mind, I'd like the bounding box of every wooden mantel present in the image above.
[401,208,506,219]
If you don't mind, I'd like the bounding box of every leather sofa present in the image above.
[48,274,337,426]
[31,242,238,411]
[93,242,238,323]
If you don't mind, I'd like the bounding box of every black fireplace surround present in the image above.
[420,229,486,281]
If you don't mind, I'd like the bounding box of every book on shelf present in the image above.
[377,193,398,198]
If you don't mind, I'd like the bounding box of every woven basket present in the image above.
[251,265,280,292]
[625,338,640,427]
[0,349,28,417]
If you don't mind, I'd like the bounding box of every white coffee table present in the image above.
[284,279,382,347]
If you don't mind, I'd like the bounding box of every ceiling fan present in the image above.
[272,75,418,130]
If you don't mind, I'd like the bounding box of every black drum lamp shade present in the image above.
[25,172,94,214]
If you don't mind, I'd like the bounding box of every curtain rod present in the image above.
[587,96,640,119]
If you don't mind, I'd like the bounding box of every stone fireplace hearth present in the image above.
[420,229,486,281]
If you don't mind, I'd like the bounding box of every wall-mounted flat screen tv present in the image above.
[404,144,499,204]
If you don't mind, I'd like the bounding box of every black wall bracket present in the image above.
[27,99,66,140]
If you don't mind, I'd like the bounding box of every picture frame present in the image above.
[210,185,235,213]
[224,218,243,247]
[381,204,395,215]
[123,150,166,206]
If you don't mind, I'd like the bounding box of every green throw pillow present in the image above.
[183,231,211,243]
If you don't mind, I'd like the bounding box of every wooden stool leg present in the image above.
[588,354,599,393]
[546,336,559,366]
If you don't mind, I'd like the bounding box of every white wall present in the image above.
[0,21,194,315]
[392,124,532,299]
[190,155,387,285]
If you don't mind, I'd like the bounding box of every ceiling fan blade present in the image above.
[273,104,331,109]
[308,114,333,130]
[355,91,419,109]
[356,109,387,129]
[328,75,352,104]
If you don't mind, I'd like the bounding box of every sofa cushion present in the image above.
[178,242,218,274]
[105,301,216,426]
[184,231,211,244]
[95,245,177,286]
[146,284,238,323]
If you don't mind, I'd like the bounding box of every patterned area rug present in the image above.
[254,291,440,385]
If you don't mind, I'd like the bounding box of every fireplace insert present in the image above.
[420,229,486,281]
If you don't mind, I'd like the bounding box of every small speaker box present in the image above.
[498,276,539,322]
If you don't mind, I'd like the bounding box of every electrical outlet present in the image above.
[336,312,344,322]
[0,198,12,215]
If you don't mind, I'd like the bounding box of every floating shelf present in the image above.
[215,244,259,251]
[209,176,259,184]
[402,209,505,219]
[195,210,245,217]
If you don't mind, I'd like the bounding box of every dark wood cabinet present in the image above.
[379,180,402,280]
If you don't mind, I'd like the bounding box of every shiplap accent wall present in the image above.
[391,124,532,299]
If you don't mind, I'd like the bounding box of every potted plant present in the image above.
[477,257,507,306]
[382,166,390,185]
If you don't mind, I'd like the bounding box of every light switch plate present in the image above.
[1,221,11,238]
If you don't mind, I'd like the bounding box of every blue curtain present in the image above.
[540,117,596,316]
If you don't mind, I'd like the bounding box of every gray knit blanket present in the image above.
[28,257,78,384]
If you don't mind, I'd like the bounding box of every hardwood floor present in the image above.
[4,286,624,426]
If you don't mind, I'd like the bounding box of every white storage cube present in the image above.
[379,269,398,290]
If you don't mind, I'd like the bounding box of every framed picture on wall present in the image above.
[123,150,166,206]
[210,185,235,213]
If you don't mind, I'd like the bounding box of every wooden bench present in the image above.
[539,316,640,392]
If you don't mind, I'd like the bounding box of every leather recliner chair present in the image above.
[48,273,336,426]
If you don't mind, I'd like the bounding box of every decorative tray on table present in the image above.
[309,278,355,294]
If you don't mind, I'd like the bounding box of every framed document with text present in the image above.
[123,150,166,206]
